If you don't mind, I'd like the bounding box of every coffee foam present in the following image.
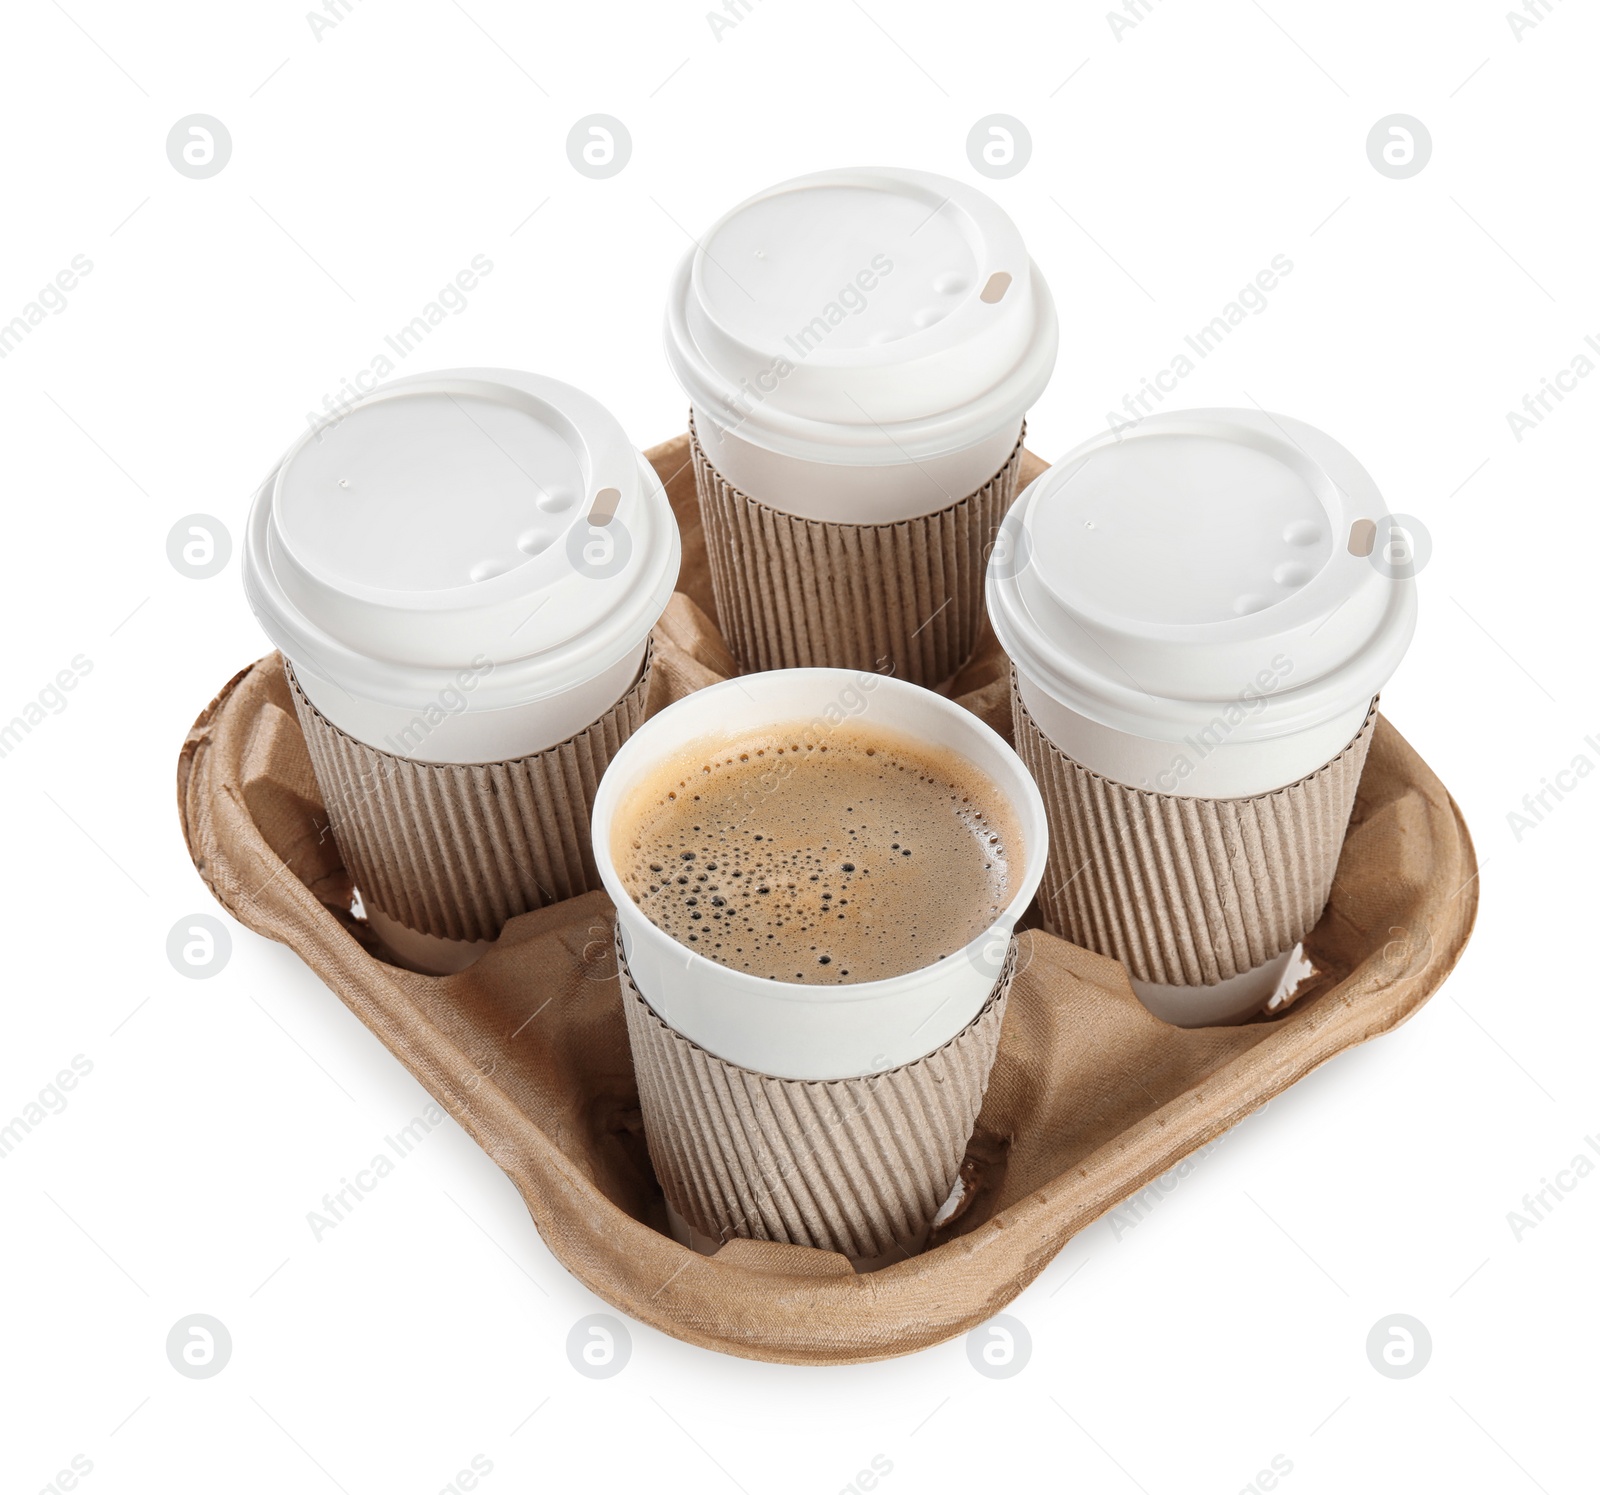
[614,721,1020,984]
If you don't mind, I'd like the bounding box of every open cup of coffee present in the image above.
[591,669,1048,1264]
[243,368,681,974]
[664,166,1057,688]
[987,409,1417,1026]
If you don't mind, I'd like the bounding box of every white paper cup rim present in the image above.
[593,670,1048,1007]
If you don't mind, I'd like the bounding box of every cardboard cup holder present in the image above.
[177,437,1477,1364]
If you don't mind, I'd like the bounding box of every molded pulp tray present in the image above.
[177,437,1477,1365]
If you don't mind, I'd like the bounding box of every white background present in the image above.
[0,1,1593,1491]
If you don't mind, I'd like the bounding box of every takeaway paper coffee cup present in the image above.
[664,167,1057,686]
[243,368,680,975]
[591,669,1047,1261]
[987,409,1417,1026]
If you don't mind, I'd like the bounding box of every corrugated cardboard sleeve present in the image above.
[620,930,1015,1261]
[1013,677,1378,987]
[691,419,1024,687]
[286,649,654,945]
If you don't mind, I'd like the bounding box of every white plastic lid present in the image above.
[243,369,680,712]
[987,410,1417,742]
[663,167,1058,466]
